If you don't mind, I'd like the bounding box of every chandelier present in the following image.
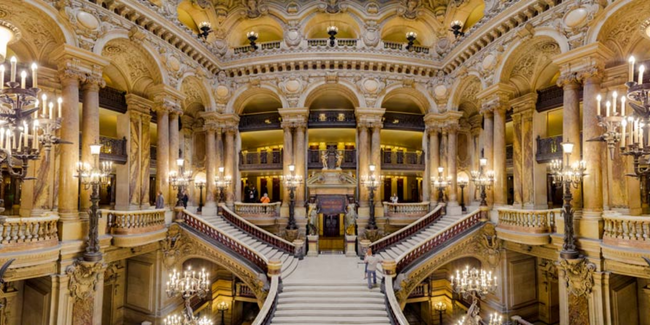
[451,266,498,325]
[214,166,231,203]
[0,56,63,182]
[166,266,211,325]
[431,166,451,203]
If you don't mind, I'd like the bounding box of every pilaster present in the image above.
[510,93,537,209]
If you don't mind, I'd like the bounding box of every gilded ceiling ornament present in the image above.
[243,0,267,18]
[399,0,421,19]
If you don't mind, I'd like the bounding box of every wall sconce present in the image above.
[327,25,338,47]
[405,31,417,51]
[247,31,259,50]
[198,22,212,41]
[450,20,464,38]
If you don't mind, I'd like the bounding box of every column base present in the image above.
[202,202,217,216]
[307,235,319,257]
[446,205,463,216]
[345,235,357,257]
[579,209,604,239]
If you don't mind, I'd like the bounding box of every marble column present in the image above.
[429,128,440,203]
[441,131,448,170]
[80,80,102,214]
[224,128,236,206]
[581,73,604,237]
[521,111,534,208]
[470,126,482,203]
[512,113,523,208]
[155,107,170,207]
[204,126,217,213]
[358,125,370,207]
[493,106,507,206]
[481,109,494,206]
[281,125,293,207]
[561,77,583,209]
[169,112,180,171]
[422,131,429,202]
[216,129,224,167]
[58,73,81,220]
[294,125,306,206]
[371,125,382,207]
[447,125,459,206]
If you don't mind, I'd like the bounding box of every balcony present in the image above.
[101,209,167,247]
[535,135,563,163]
[382,113,425,132]
[307,38,358,48]
[239,112,282,132]
[308,149,356,169]
[233,202,281,227]
[382,150,425,171]
[0,215,60,253]
[506,144,513,167]
[384,202,430,226]
[602,213,650,268]
[308,110,356,128]
[239,150,283,171]
[383,41,429,54]
[233,41,282,54]
[496,208,560,246]
[80,136,128,164]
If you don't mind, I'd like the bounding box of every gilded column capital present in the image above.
[553,42,615,86]
[125,94,154,116]
[355,107,385,130]
[81,73,106,91]
[442,122,460,135]
[510,93,538,115]
[53,44,109,86]
[556,72,581,89]
[278,107,308,129]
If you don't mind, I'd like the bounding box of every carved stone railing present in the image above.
[239,150,283,171]
[234,41,282,54]
[236,282,256,299]
[307,149,356,169]
[382,112,425,131]
[239,112,282,132]
[603,214,650,250]
[536,135,562,163]
[511,316,536,325]
[101,209,166,235]
[307,38,358,48]
[382,41,430,55]
[407,282,429,299]
[395,209,482,274]
[496,208,560,246]
[384,202,430,226]
[0,215,60,252]
[220,204,296,256]
[252,273,280,325]
[384,275,409,325]
[234,202,281,227]
[382,150,425,171]
[308,110,356,128]
[181,209,269,274]
[370,205,444,254]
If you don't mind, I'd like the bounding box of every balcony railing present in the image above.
[307,149,357,169]
[496,208,560,245]
[307,38,358,48]
[506,144,513,167]
[100,136,128,164]
[308,110,356,128]
[536,135,562,163]
[382,150,425,170]
[384,202,430,226]
[235,283,256,298]
[239,151,283,170]
[239,112,282,132]
[382,113,425,131]
[101,209,166,235]
[408,283,429,299]
[383,41,429,54]
[233,41,282,54]
[234,202,281,227]
[0,215,59,252]
[99,87,128,113]
[603,213,650,250]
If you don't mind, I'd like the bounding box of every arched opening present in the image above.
[303,13,360,39]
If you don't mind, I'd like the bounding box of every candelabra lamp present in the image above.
[198,22,212,41]
[247,31,259,50]
[217,301,229,324]
[488,313,503,325]
[166,266,211,324]
[362,164,380,230]
[170,158,192,208]
[458,177,468,213]
[450,266,498,325]
[195,177,206,212]
[284,164,303,230]
[434,301,446,325]
[450,21,465,38]
[164,314,213,325]
[406,31,417,51]
[214,167,231,203]
[431,166,451,204]
[550,141,586,259]
[74,144,113,262]
[0,56,64,182]
[470,154,495,207]
[327,25,338,47]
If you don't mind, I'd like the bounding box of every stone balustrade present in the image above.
[0,215,60,252]
[370,205,444,254]
[603,214,650,250]
[384,202,430,226]
[496,208,560,246]
[101,209,166,235]
[233,202,281,227]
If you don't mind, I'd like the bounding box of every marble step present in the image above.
[271,316,391,324]
[276,303,385,311]
[278,291,383,299]
[277,296,385,305]
[273,309,388,317]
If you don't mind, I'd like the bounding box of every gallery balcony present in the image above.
[384,202,431,226]
[239,150,283,171]
[382,150,425,171]
[233,202,281,227]
[100,209,167,247]
[495,208,561,246]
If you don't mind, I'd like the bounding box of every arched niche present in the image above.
[303,13,360,39]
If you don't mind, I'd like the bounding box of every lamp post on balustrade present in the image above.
[217,301,229,325]
[458,178,468,213]
[170,159,192,208]
[470,153,495,208]
[362,164,380,230]
[214,166,231,203]
[434,301,446,325]
[195,177,205,212]
[74,144,113,262]
[431,166,450,204]
[284,164,302,230]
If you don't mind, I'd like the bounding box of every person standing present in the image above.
[155,191,164,209]
[260,193,270,204]
[364,248,382,289]
[252,186,259,202]
[244,182,250,203]
[182,190,189,208]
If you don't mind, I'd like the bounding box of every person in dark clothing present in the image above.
[182,190,189,208]
[243,182,250,203]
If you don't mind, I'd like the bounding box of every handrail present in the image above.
[603,212,650,248]
[234,202,281,218]
[384,202,430,217]
[496,208,560,234]
[370,205,444,253]
[101,209,166,235]
[252,274,280,325]
[181,209,269,274]
[0,214,60,251]
[511,316,535,325]
[384,275,409,325]
[395,209,483,274]
[219,204,295,255]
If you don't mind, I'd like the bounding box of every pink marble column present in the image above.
[80,81,102,214]
[371,125,382,207]
[429,128,440,203]
[224,128,236,206]
[58,73,81,219]
[358,125,370,207]
[447,126,459,205]
[582,73,603,232]
[281,126,293,206]
[521,111,534,208]
[140,115,151,207]
[169,112,180,172]
[562,78,582,208]
[421,131,429,202]
[481,109,494,205]
[294,125,306,206]
[512,113,523,207]
[493,106,507,206]
[204,127,216,210]
[156,108,170,207]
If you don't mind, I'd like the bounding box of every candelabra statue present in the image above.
[217,301,229,324]
[434,301,446,325]
[194,178,205,212]
[362,164,380,230]
[214,166,231,203]
[169,158,192,208]
[284,164,302,230]
[550,141,586,259]
[74,144,113,262]
[431,166,451,204]
[450,266,498,325]
[165,266,212,325]
[470,154,495,208]
[458,177,468,213]
[487,313,503,325]
[327,25,338,47]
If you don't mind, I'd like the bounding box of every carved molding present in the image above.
[66,260,105,302]
[556,257,596,298]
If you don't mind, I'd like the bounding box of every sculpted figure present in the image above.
[307,197,319,236]
[344,197,357,235]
